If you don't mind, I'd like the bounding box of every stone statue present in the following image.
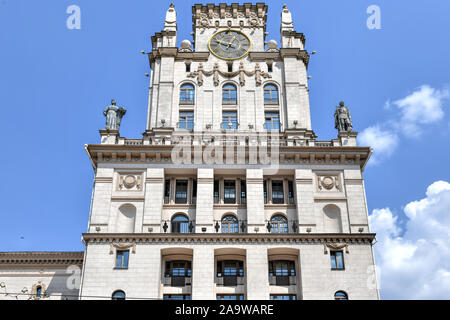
[104,99,126,131]
[334,101,353,132]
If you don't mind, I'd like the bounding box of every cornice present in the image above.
[0,252,84,267]
[82,233,375,245]
[86,143,371,171]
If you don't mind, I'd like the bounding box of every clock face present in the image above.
[208,30,251,60]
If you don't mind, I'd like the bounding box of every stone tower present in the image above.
[80,3,379,300]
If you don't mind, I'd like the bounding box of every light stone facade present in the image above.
[0,3,379,301]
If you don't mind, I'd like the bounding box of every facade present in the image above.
[0,3,379,301]
[0,252,83,300]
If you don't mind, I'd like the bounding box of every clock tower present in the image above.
[79,3,379,301]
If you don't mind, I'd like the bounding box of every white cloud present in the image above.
[358,125,399,164]
[393,85,448,137]
[359,85,448,164]
[370,180,450,299]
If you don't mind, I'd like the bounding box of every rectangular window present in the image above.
[264,112,280,130]
[164,179,171,204]
[240,180,246,204]
[330,251,345,270]
[224,180,236,204]
[263,180,268,204]
[288,180,295,204]
[271,180,284,204]
[222,111,237,130]
[164,294,191,300]
[214,180,220,204]
[165,261,192,287]
[115,250,129,269]
[191,179,197,204]
[217,295,244,300]
[270,295,296,300]
[175,180,188,204]
[179,111,194,130]
[267,63,273,73]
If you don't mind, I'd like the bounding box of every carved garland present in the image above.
[188,62,271,86]
[109,242,136,254]
[323,242,349,254]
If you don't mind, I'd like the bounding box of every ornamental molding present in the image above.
[188,62,271,86]
[0,252,84,267]
[86,144,371,171]
[83,233,375,246]
[323,242,350,254]
[109,242,136,254]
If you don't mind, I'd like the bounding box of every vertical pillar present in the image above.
[344,169,369,232]
[246,247,269,299]
[294,169,315,232]
[143,168,164,232]
[196,168,214,232]
[89,168,114,233]
[246,169,265,233]
[192,247,215,299]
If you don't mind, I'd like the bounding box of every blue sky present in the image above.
[1,1,449,299]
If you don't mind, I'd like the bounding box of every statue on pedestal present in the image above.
[103,99,126,131]
[334,101,353,132]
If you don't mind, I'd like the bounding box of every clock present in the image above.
[208,30,251,60]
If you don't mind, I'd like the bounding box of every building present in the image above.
[0,3,379,301]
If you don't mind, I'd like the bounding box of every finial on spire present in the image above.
[164,3,177,31]
[281,4,294,31]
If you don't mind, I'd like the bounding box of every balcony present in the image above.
[162,219,195,234]
[163,275,192,287]
[266,218,299,234]
[214,219,247,234]
[216,276,245,286]
[269,275,296,286]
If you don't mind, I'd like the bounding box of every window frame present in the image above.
[330,250,345,270]
[174,180,188,204]
[222,111,238,130]
[222,84,237,105]
[178,111,194,130]
[115,250,130,269]
[179,83,195,105]
[264,111,280,131]
[221,215,239,234]
[112,290,126,300]
[263,84,279,105]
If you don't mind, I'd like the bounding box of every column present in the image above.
[294,169,315,232]
[89,168,114,233]
[196,168,214,232]
[192,247,215,299]
[246,247,269,300]
[246,169,265,233]
[143,168,164,232]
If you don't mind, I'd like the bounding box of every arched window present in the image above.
[36,286,42,298]
[180,84,195,104]
[222,84,237,104]
[269,215,288,233]
[334,291,348,300]
[264,84,279,104]
[221,215,238,233]
[112,290,126,300]
[171,214,190,233]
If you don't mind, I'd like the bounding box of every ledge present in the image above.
[82,233,376,244]
[0,251,84,267]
